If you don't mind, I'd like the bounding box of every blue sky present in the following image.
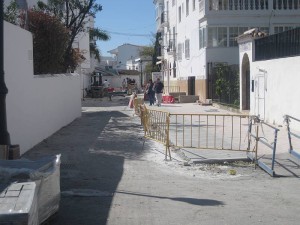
[95,0,156,56]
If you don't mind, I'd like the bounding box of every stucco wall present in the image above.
[239,37,300,129]
[251,56,300,128]
[4,21,81,154]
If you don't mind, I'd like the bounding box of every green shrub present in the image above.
[27,11,70,74]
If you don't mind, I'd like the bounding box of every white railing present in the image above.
[207,0,299,11]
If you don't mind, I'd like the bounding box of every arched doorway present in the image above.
[241,54,250,110]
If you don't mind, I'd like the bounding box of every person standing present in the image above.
[103,79,110,88]
[122,78,127,91]
[146,79,155,106]
[103,79,110,96]
[153,78,164,106]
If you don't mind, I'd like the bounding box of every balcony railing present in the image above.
[203,0,299,11]
[160,11,169,27]
[167,39,176,54]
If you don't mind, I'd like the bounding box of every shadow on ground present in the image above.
[116,191,224,206]
[22,108,146,225]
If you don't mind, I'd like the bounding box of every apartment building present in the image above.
[154,0,300,101]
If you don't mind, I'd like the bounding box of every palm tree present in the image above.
[89,28,110,62]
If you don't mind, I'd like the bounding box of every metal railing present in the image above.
[208,0,300,11]
[133,98,144,116]
[134,95,288,177]
[255,27,300,61]
[137,103,284,176]
[140,106,171,160]
[169,113,250,151]
[284,115,300,159]
[248,116,280,176]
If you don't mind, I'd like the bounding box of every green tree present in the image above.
[139,37,161,74]
[89,28,110,62]
[3,0,19,25]
[214,63,240,107]
[27,10,70,74]
[37,0,108,71]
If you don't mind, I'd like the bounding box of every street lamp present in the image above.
[0,2,11,153]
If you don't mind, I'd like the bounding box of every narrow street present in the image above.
[24,97,300,225]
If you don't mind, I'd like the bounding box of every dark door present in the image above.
[207,62,213,99]
[188,76,195,95]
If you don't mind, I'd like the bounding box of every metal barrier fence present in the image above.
[140,106,171,160]
[247,117,280,176]
[133,98,144,116]
[169,113,250,151]
[136,102,282,176]
[284,115,300,159]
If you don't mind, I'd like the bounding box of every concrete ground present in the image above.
[23,97,300,225]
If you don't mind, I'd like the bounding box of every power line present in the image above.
[106,30,153,37]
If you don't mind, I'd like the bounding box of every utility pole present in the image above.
[0,2,11,154]
[140,60,143,88]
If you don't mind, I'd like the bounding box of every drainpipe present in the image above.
[0,2,11,150]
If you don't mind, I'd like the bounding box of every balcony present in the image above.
[199,0,299,17]
[167,39,176,55]
[159,37,176,56]
[160,11,169,28]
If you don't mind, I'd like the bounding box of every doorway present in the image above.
[255,73,265,120]
[242,54,250,110]
[188,76,195,95]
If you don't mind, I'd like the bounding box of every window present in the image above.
[169,39,175,51]
[207,27,228,47]
[274,26,294,34]
[207,27,217,47]
[172,0,175,7]
[193,0,196,10]
[177,43,183,60]
[199,27,207,48]
[173,26,176,45]
[229,27,248,46]
[173,62,176,78]
[274,26,284,33]
[258,27,269,34]
[199,0,204,12]
[229,27,237,47]
[179,6,182,22]
[218,27,227,47]
[186,0,190,16]
[185,39,190,59]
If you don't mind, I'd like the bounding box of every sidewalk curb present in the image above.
[191,157,251,164]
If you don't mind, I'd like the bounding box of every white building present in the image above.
[237,28,300,128]
[98,44,150,88]
[107,43,145,69]
[153,0,300,102]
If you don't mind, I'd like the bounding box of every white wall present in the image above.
[110,44,143,70]
[251,56,300,128]
[238,36,300,130]
[103,75,140,91]
[4,21,81,154]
